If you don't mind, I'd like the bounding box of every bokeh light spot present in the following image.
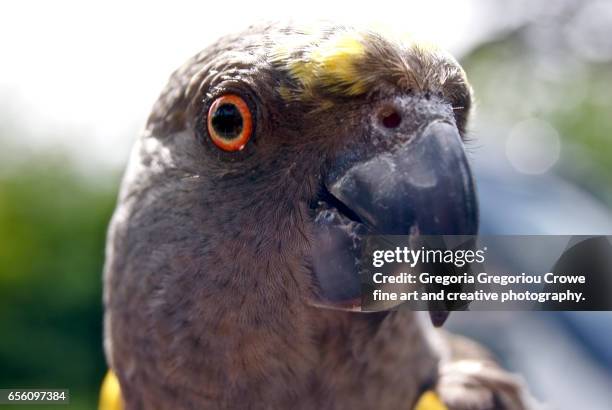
[506,118,561,175]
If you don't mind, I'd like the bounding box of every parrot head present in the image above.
[104,23,477,409]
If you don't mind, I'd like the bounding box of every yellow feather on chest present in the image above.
[414,390,449,410]
[98,369,446,410]
[99,370,123,410]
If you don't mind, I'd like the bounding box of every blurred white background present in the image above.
[0,0,519,168]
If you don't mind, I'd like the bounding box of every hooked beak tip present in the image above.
[429,311,450,327]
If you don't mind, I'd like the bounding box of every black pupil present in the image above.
[211,103,243,139]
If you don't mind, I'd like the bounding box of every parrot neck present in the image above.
[106,195,442,408]
[308,309,442,409]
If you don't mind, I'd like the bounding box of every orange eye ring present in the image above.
[207,94,253,152]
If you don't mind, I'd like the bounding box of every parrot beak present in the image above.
[311,120,478,327]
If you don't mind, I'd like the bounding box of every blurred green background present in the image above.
[0,154,118,409]
[1,1,611,409]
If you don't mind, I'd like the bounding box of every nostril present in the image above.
[381,110,402,129]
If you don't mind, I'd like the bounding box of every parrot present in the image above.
[101,22,535,410]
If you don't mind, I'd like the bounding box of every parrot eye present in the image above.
[207,94,253,151]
